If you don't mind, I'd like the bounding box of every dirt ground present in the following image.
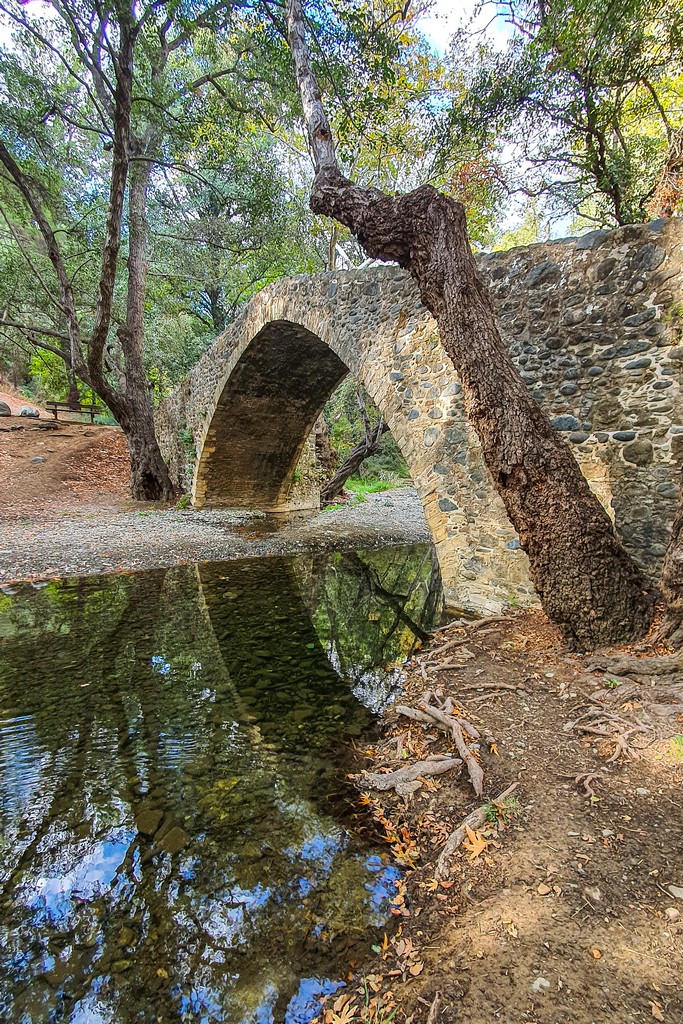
[0,416,130,517]
[333,611,683,1024]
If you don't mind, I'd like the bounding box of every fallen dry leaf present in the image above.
[651,1001,665,1021]
[462,824,489,860]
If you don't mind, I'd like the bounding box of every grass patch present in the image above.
[345,477,402,497]
[671,735,683,762]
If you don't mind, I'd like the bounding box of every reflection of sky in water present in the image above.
[365,856,402,919]
[29,831,134,925]
[286,978,345,1024]
[251,978,345,1024]
[327,647,405,714]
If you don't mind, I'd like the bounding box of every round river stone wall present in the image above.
[156,219,683,612]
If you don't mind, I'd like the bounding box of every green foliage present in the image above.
[495,199,548,251]
[671,735,683,761]
[447,0,683,225]
[0,0,512,413]
[178,426,196,463]
[323,378,410,483]
[345,477,402,496]
[484,795,521,825]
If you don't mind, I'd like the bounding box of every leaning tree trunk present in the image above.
[321,419,388,507]
[286,0,654,649]
[115,147,175,502]
[114,394,175,501]
[97,152,175,503]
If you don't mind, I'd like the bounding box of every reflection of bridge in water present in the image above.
[158,220,683,612]
[0,547,441,1022]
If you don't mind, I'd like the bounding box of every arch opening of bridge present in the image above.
[194,319,354,511]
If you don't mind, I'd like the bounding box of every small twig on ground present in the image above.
[435,782,519,878]
[426,992,442,1024]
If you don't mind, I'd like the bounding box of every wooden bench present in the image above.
[45,401,100,423]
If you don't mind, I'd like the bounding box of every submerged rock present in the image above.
[158,826,189,855]
[134,809,164,836]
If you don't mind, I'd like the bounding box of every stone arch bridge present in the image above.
[157,220,683,611]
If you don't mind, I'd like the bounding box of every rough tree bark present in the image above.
[286,0,654,649]
[114,144,174,500]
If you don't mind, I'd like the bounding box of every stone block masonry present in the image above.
[156,219,683,613]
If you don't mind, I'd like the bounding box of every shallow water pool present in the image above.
[0,546,443,1023]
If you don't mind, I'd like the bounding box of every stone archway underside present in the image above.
[157,220,683,612]
[194,321,348,510]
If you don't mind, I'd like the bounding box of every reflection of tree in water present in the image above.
[296,545,444,712]
[0,552,431,1023]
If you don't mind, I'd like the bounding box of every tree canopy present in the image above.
[445,0,683,226]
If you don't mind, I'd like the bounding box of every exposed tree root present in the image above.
[565,670,683,760]
[360,754,462,801]
[426,992,442,1024]
[395,691,486,796]
[428,662,469,673]
[427,635,476,656]
[458,681,526,693]
[558,769,607,800]
[585,652,683,677]
[435,782,519,879]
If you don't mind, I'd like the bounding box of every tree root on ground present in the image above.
[428,613,509,636]
[584,652,683,678]
[425,992,442,1024]
[435,782,519,879]
[458,681,526,692]
[396,691,486,796]
[558,769,606,800]
[426,634,474,656]
[565,672,683,760]
[360,754,462,801]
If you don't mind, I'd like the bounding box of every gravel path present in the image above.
[0,488,430,585]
